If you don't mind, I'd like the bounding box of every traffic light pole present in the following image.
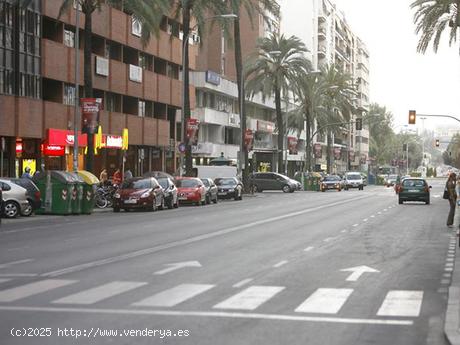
[411,113,460,124]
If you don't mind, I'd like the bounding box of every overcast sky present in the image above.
[282,0,460,132]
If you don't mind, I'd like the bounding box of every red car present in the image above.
[175,177,206,206]
[113,177,164,212]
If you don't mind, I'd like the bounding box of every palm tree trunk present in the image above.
[326,131,332,174]
[234,15,248,190]
[83,9,94,173]
[305,110,311,172]
[274,86,283,173]
[182,2,193,176]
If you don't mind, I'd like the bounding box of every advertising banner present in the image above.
[41,142,65,156]
[288,137,298,155]
[81,98,102,134]
[314,143,322,158]
[186,119,200,145]
[334,147,341,160]
[244,129,254,151]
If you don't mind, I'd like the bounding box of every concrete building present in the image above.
[0,0,198,177]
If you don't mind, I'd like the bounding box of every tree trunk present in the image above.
[234,15,249,190]
[305,110,311,172]
[182,3,193,176]
[326,131,332,174]
[83,9,94,173]
[274,86,283,173]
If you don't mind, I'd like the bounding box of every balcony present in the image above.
[318,44,326,57]
[318,26,326,40]
[194,108,240,127]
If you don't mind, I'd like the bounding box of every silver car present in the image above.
[0,179,29,218]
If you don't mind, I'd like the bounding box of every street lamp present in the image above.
[73,8,80,172]
[180,14,237,176]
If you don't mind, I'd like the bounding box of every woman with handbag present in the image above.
[445,172,457,227]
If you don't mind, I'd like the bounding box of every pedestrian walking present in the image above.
[112,168,122,186]
[445,172,457,227]
[21,167,32,179]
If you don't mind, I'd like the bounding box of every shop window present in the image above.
[138,100,145,117]
[154,58,167,76]
[166,63,179,79]
[225,127,240,145]
[42,18,62,42]
[145,101,154,118]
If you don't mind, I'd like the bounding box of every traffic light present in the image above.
[408,110,416,124]
[435,139,440,147]
[355,118,362,131]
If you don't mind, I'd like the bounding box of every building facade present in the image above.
[0,0,198,177]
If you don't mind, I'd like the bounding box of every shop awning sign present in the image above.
[41,142,65,156]
[244,129,254,152]
[47,129,87,147]
[186,119,200,145]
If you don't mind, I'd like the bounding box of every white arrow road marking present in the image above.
[0,259,34,269]
[154,261,202,275]
[341,266,379,282]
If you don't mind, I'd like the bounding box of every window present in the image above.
[138,100,145,117]
[63,83,76,105]
[64,29,75,48]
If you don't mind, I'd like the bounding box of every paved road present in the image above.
[0,179,454,345]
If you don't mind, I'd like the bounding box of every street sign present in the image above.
[340,265,379,281]
[154,261,202,275]
[178,142,186,153]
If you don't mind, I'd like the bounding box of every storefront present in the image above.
[46,128,88,171]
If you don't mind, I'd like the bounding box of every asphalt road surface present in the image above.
[0,179,454,345]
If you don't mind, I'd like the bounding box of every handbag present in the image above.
[443,188,449,200]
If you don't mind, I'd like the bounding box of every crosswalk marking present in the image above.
[0,279,76,302]
[52,281,147,305]
[214,286,284,311]
[132,284,215,307]
[295,288,354,314]
[377,290,423,317]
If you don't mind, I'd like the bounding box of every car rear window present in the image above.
[122,179,151,189]
[402,179,426,187]
[215,178,236,186]
[324,176,340,181]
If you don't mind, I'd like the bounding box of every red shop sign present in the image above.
[41,142,65,156]
[81,98,102,134]
[288,136,298,155]
[244,129,254,151]
[47,129,87,147]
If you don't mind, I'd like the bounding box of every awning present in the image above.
[47,129,87,147]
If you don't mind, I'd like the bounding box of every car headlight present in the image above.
[228,188,235,192]
[141,191,151,198]
[114,193,120,198]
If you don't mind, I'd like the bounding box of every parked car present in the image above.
[0,179,29,218]
[343,172,364,190]
[157,177,179,209]
[200,178,218,204]
[320,175,343,192]
[249,172,297,193]
[175,177,206,206]
[289,178,302,191]
[112,177,164,212]
[215,177,243,200]
[9,178,41,216]
[398,178,431,205]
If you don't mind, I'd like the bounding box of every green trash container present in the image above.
[77,170,99,214]
[32,170,74,215]
[67,172,84,214]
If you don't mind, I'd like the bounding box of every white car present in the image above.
[344,172,364,190]
[0,179,29,218]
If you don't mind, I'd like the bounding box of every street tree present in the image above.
[411,0,460,53]
[245,34,310,173]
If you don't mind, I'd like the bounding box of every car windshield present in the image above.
[175,179,200,188]
[157,178,169,189]
[122,179,151,189]
[402,179,426,187]
[201,179,210,187]
[347,174,361,180]
[215,178,236,186]
[324,176,340,181]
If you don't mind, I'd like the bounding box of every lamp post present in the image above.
[73,7,80,172]
[180,14,237,176]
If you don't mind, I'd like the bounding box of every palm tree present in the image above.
[245,34,309,173]
[314,65,355,174]
[411,0,460,53]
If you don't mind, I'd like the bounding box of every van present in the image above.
[192,166,237,180]
[344,172,364,190]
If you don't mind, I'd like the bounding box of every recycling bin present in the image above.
[32,171,74,215]
[77,170,99,214]
[67,172,84,214]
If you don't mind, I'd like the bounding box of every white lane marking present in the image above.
[437,287,448,294]
[304,246,315,252]
[214,286,284,311]
[0,305,414,325]
[132,284,215,307]
[377,212,382,215]
[273,261,289,268]
[363,219,368,222]
[323,237,336,243]
[154,261,202,275]
[377,291,423,317]
[232,279,253,288]
[52,281,147,305]
[447,258,455,262]
[353,224,359,227]
[370,215,375,218]
[341,230,348,233]
[0,279,12,284]
[0,273,38,277]
[0,279,76,302]
[295,288,354,314]
[42,195,369,277]
[0,259,34,269]
[441,279,451,285]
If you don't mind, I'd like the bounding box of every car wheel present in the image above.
[167,197,174,209]
[398,198,403,205]
[21,201,33,216]
[426,199,430,205]
[282,185,291,193]
[206,194,211,204]
[239,192,243,201]
[252,185,261,193]
[113,207,120,213]
[3,201,19,218]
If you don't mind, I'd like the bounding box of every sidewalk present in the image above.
[445,209,460,344]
